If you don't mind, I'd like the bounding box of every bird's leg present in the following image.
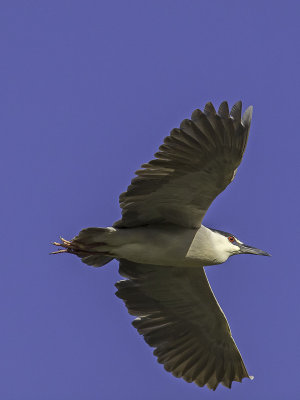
[51,237,80,255]
[51,235,109,256]
[51,236,96,256]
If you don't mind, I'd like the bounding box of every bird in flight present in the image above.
[53,101,270,390]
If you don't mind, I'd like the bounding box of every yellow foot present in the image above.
[51,237,78,255]
[51,235,108,257]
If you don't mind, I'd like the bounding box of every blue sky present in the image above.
[1,1,299,399]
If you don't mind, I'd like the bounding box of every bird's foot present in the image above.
[51,237,80,255]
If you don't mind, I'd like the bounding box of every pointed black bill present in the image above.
[239,244,271,257]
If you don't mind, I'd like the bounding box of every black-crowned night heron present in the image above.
[53,101,270,390]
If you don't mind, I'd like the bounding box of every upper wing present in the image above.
[115,260,252,390]
[114,101,252,228]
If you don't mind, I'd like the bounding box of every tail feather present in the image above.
[52,227,115,267]
[81,254,114,267]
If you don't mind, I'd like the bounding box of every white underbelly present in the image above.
[110,225,221,267]
[114,243,200,267]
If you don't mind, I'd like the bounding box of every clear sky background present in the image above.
[1,1,299,399]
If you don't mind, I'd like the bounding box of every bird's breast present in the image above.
[110,225,224,267]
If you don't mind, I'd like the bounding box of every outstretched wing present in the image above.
[114,101,252,228]
[115,260,252,390]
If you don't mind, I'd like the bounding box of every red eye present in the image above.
[228,236,235,243]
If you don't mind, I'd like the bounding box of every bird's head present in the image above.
[210,228,271,260]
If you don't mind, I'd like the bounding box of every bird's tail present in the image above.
[52,227,115,267]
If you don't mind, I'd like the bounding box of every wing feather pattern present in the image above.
[114,101,252,228]
[115,260,252,390]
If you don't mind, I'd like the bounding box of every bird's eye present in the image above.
[228,236,235,243]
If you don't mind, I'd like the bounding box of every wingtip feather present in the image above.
[218,101,229,118]
[204,102,216,115]
[230,101,242,120]
[241,105,253,128]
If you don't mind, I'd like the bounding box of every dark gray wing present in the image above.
[114,101,252,228]
[115,260,252,390]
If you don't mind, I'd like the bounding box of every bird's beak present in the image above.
[239,244,271,257]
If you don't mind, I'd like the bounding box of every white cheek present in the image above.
[232,244,240,253]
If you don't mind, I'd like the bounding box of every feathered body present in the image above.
[53,101,270,390]
[72,225,238,267]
